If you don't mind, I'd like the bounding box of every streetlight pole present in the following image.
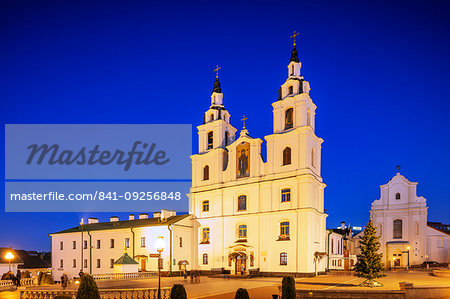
[155,236,166,299]
[80,218,84,274]
[406,246,410,270]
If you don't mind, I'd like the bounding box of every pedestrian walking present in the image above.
[61,273,68,289]
[16,270,21,287]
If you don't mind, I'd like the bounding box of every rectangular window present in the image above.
[97,259,101,268]
[437,238,444,248]
[379,224,383,236]
[84,259,87,269]
[73,259,76,268]
[239,225,247,238]
[393,219,403,239]
[60,241,63,250]
[202,228,210,242]
[415,223,419,235]
[125,238,130,248]
[280,253,287,265]
[202,201,209,212]
[141,237,146,248]
[110,239,115,248]
[238,195,247,211]
[96,240,101,249]
[281,189,291,202]
[84,240,88,249]
[73,241,76,249]
[110,259,114,268]
[59,259,63,268]
[280,222,290,237]
[180,237,183,248]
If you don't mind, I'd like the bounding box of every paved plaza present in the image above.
[1,269,449,298]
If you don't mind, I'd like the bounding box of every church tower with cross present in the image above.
[189,34,327,275]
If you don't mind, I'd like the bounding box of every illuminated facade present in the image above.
[370,172,450,267]
[50,210,194,279]
[189,43,327,275]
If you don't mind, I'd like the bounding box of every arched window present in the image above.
[393,219,402,239]
[203,253,208,264]
[311,148,315,167]
[285,108,293,130]
[280,222,290,238]
[283,147,291,165]
[307,109,311,126]
[225,131,230,146]
[281,188,291,202]
[288,86,293,95]
[207,131,213,149]
[203,165,209,180]
[202,200,209,212]
[338,259,342,267]
[331,239,334,254]
[202,227,210,242]
[291,65,294,76]
[396,193,401,200]
[238,195,247,211]
[238,225,247,239]
[210,114,214,121]
[379,224,383,236]
[415,222,419,235]
[280,252,287,265]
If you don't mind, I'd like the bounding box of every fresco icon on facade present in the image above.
[236,142,250,178]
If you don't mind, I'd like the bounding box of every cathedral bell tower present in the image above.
[197,66,237,154]
[268,32,322,177]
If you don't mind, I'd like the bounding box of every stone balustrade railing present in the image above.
[92,271,158,281]
[0,278,36,291]
[20,287,171,299]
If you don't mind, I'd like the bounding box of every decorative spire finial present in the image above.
[289,31,300,63]
[290,30,299,46]
[214,65,221,79]
[241,115,248,129]
[396,165,400,173]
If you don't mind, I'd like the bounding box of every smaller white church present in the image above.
[370,171,449,268]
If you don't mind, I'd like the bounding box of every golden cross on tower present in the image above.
[241,115,248,129]
[214,65,221,78]
[290,30,300,46]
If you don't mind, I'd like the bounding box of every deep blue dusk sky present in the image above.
[1,0,449,251]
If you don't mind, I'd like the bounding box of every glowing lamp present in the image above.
[5,252,14,260]
[155,236,166,253]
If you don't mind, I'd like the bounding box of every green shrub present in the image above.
[170,284,187,299]
[76,274,100,299]
[281,276,295,299]
[234,288,250,299]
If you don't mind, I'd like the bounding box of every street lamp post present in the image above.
[80,218,84,274]
[5,252,14,272]
[406,246,410,270]
[155,236,166,299]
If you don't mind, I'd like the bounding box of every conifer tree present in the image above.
[354,219,385,287]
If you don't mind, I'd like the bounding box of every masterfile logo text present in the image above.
[5,124,191,212]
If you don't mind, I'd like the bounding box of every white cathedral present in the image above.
[189,41,327,275]
[50,42,328,279]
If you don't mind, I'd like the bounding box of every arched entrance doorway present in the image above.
[178,260,189,274]
[229,252,247,275]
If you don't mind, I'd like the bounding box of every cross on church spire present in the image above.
[214,65,221,78]
[290,30,299,46]
[241,115,248,129]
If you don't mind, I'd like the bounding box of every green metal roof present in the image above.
[114,253,138,265]
[50,214,190,235]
